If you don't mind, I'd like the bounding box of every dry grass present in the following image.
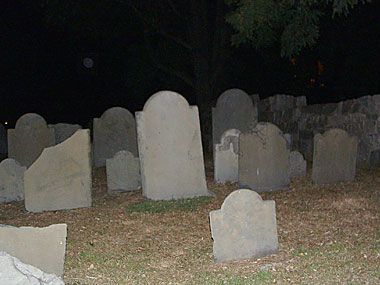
[1,160,380,284]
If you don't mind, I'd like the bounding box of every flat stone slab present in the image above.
[0,158,26,203]
[0,224,67,276]
[24,130,92,212]
[210,189,278,263]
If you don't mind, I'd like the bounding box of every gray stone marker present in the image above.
[289,151,306,178]
[0,123,7,161]
[24,130,92,212]
[8,113,55,167]
[136,90,211,200]
[212,88,258,159]
[93,107,138,167]
[106,150,141,193]
[0,251,64,285]
[239,122,290,192]
[48,123,82,144]
[0,224,67,276]
[214,129,241,183]
[210,189,278,263]
[0,158,26,203]
[312,128,358,184]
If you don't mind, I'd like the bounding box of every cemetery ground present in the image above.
[1,158,379,284]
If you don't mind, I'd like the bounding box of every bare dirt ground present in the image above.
[1,157,379,284]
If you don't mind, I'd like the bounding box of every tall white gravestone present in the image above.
[136,91,210,200]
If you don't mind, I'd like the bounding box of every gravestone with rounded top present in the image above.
[289,151,307,177]
[214,129,241,183]
[312,128,358,184]
[24,130,92,212]
[48,123,82,144]
[136,90,210,200]
[0,158,26,203]
[239,122,290,192]
[210,189,278,263]
[212,88,258,159]
[93,107,138,167]
[8,113,55,167]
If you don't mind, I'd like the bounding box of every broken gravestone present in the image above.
[312,128,358,184]
[210,189,278,263]
[214,129,241,183]
[106,150,141,193]
[0,158,26,203]
[24,130,92,212]
[289,151,306,178]
[0,224,67,276]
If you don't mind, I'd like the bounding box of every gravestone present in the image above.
[0,123,7,161]
[0,158,26,203]
[106,150,141,193]
[24,130,92,212]
[210,189,278,263]
[312,128,358,184]
[212,89,258,159]
[48,123,82,144]
[136,90,210,200]
[8,113,55,167]
[93,107,138,167]
[0,224,67,276]
[289,151,307,178]
[214,129,241,183]
[239,122,290,192]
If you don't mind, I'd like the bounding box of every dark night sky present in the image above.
[1,1,380,127]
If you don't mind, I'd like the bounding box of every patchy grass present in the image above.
[0,164,379,284]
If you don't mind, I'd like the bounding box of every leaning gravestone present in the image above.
[239,122,290,192]
[0,158,26,203]
[136,90,210,200]
[0,224,67,276]
[24,130,92,212]
[312,128,358,184]
[289,151,307,178]
[0,123,7,161]
[212,89,258,159]
[214,129,241,183]
[8,113,55,167]
[48,123,82,144]
[210,189,278,263]
[106,150,141,193]
[93,107,138,167]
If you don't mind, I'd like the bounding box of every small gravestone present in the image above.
[48,123,82,144]
[0,224,67,276]
[0,251,64,285]
[210,189,278,263]
[8,113,55,167]
[312,128,358,184]
[214,129,240,183]
[93,107,138,167]
[212,89,258,158]
[0,123,7,161]
[106,150,141,193]
[136,90,211,200]
[284,133,292,150]
[0,158,26,203]
[289,151,306,178]
[24,130,92,212]
[239,122,290,192]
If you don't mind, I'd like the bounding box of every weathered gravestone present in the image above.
[0,123,7,161]
[214,129,240,183]
[210,189,278,263]
[136,90,211,200]
[106,150,141,193]
[312,128,358,184]
[8,113,55,167]
[239,122,290,192]
[93,107,138,167]
[212,89,258,159]
[24,130,92,212]
[48,123,82,144]
[0,224,67,276]
[289,151,307,178]
[0,158,26,203]
[0,251,64,285]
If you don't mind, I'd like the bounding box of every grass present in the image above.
[0,163,379,284]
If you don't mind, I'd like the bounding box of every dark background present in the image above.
[1,1,380,127]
